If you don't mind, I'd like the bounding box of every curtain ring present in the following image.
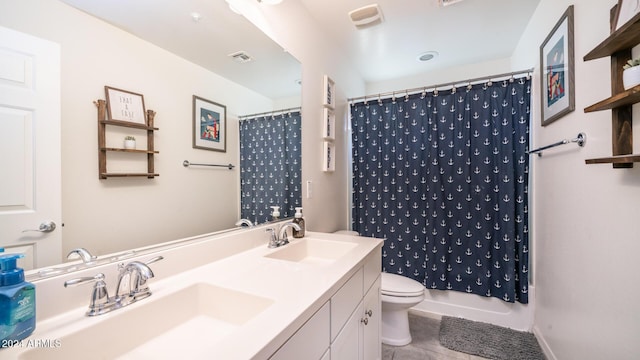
[467,82,472,91]
[433,88,439,97]
[451,84,457,94]
[509,73,515,83]
[405,89,409,101]
[378,94,382,105]
[421,87,427,99]
[363,95,368,105]
[392,91,396,103]
[486,80,493,87]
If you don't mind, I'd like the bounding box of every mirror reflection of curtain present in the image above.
[240,111,302,224]
[351,77,531,304]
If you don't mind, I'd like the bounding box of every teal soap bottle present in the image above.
[0,254,36,345]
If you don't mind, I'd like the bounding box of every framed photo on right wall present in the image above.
[539,5,575,126]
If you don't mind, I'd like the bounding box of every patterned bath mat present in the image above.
[439,316,546,360]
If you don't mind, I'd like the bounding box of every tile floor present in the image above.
[382,312,488,360]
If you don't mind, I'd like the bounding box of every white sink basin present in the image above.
[265,238,358,265]
[20,283,273,359]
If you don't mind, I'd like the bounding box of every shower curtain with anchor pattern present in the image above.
[351,77,531,303]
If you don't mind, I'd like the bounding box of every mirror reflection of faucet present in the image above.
[67,248,97,265]
[64,256,163,316]
[235,219,254,227]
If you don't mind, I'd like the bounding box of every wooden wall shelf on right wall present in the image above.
[583,7,640,168]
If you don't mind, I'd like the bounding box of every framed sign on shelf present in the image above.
[323,75,335,109]
[192,95,227,152]
[105,86,147,125]
[322,107,335,140]
[322,141,335,172]
[539,5,575,126]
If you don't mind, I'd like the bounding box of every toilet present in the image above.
[332,231,425,346]
[380,272,425,346]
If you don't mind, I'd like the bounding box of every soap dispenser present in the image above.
[270,206,281,221]
[0,254,36,345]
[292,207,306,238]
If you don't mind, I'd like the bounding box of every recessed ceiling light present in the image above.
[258,0,283,5]
[418,51,439,62]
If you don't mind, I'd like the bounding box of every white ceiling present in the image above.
[59,0,540,99]
[299,0,541,83]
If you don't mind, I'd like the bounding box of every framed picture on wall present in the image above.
[539,5,575,126]
[105,86,147,125]
[192,95,227,152]
[322,141,335,172]
[322,107,335,140]
[323,75,335,109]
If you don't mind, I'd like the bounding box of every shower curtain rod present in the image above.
[347,68,534,103]
[238,106,302,120]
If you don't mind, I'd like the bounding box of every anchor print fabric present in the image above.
[351,78,531,303]
[240,111,302,224]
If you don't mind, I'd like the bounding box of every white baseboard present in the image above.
[532,325,556,360]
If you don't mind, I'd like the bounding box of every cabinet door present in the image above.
[331,301,363,360]
[331,268,363,341]
[362,276,381,360]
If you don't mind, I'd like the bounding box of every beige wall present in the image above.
[0,0,277,257]
[512,0,640,359]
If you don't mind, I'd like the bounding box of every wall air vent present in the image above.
[228,51,253,63]
[348,4,383,29]
[438,0,464,7]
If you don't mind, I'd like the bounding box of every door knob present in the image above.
[22,221,56,233]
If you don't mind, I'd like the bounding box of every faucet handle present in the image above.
[266,228,279,248]
[64,273,115,316]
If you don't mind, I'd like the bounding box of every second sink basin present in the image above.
[20,283,274,360]
[265,238,358,265]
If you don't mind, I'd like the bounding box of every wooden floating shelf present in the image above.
[100,173,159,179]
[583,12,640,61]
[584,84,640,112]
[100,120,158,131]
[585,154,640,164]
[101,147,159,154]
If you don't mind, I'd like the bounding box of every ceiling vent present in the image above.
[228,51,253,63]
[349,4,383,29]
[438,0,464,7]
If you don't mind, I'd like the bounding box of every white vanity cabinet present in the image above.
[331,274,381,360]
[270,247,382,360]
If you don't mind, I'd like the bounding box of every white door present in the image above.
[0,26,61,270]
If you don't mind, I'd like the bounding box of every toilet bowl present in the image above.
[380,272,425,346]
[332,232,424,346]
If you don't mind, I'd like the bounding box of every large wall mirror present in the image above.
[11,0,301,276]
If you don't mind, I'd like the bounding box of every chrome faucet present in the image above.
[64,256,163,316]
[116,261,155,306]
[235,218,254,227]
[265,222,302,248]
[278,222,301,246]
[67,247,97,264]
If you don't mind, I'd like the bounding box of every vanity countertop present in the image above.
[5,231,383,359]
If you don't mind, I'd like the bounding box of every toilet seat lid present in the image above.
[381,273,424,297]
